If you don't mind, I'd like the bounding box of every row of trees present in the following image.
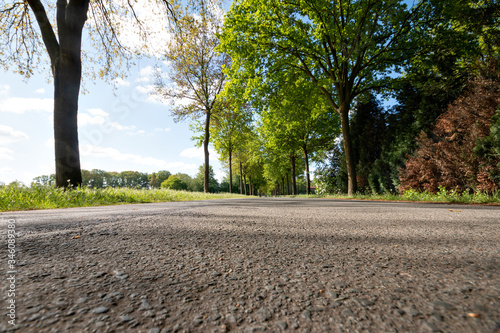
[31,165,270,194]
[3,0,498,195]
[208,0,500,195]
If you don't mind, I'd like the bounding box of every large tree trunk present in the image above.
[339,102,357,196]
[303,145,311,195]
[46,0,89,188]
[228,148,233,193]
[203,110,211,193]
[54,60,82,188]
[290,153,297,195]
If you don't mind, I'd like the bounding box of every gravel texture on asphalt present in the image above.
[0,198,499,333]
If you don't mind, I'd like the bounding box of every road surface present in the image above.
[1,198,499,332]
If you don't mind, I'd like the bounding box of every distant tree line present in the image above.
[31,165,255,194]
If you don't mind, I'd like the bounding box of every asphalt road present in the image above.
[1,198,499,332]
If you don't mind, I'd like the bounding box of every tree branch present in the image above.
[26,0,60,68]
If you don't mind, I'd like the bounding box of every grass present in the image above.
[0,185,248,212]
[2,185,499,212]
[291,187,500,205]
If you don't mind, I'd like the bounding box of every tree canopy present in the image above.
[219,0,424,195]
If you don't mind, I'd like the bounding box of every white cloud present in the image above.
[0,166,13,173]
[110,122,136,131]
[79,112,108,126]
[0,85,10,96]
[154,127,171,132]
[0,147,14,160]
[88,108,109,117]
[136,66,155,83]
[0,125,29,145]
[135,84,163,104]
[136,84,155,94]
[0,97,53,114]
[126,129,145,135]
[114,77,130,87]
[78,108,136,131]
[80,144,198,173]
[180,147,217,160]
[34,88,45,94]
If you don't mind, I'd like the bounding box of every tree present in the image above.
[369,0,499,193]
[154,0,228,193]
[193,164,219,192]
[400,77,500,193]
[32,174,56,187]
[82,169,107,188]
[261,72,340,194]
[350,95,387,192]
[173,173,195,191]
[211,97,253,193]
[0,0,174,188]
[220,0,422,195]
[161,175,188,190]
[150,170,172,188]
[118,171,149,189]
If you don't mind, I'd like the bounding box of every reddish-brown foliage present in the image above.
[399,77,500,193]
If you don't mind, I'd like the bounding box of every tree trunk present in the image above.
[243,173,247,195]
[239,161,243,194]
[49,1,90,188]
[290,153,297,195]
[203,110,211,193]
[340,102,357,196]
[303,145,311,195]
[286,174,290,195]
[249,175,252,196]
[228,148,233,193]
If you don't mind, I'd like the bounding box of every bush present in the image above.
[400,77,500,194]
[161,176,188,191]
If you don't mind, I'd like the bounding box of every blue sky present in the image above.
[0,62,224,186]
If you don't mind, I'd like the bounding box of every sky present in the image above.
[0,61,225,186]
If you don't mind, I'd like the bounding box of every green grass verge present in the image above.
[0,186,248,212]
[2,185,499,211]
[290,187,500,205]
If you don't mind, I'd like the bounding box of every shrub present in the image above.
[161,175,188,191]
[400,77,500,193]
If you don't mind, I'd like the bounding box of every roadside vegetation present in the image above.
[0,184,247,212]
[1,181,498,212]
[1,0,499,203]
[291,188,500,205]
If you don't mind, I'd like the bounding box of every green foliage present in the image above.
[475,108,500,174]
[150,170,172,189]
[161,175,188,191]
[350,95,387,193]
[314,143,348,195]
[220,0,422,195]
[193,164,219,193]
[402,187,499,205]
